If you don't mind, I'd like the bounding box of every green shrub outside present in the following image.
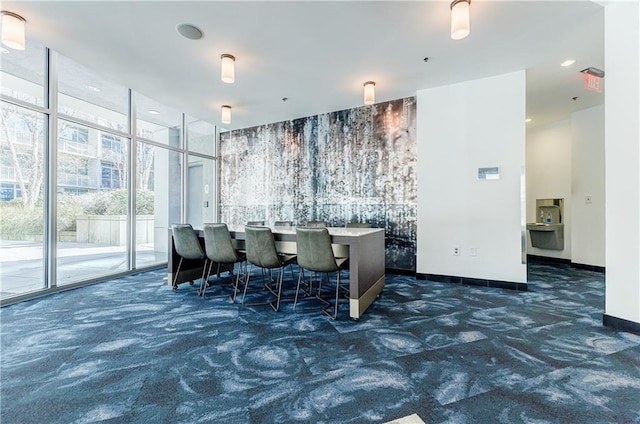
[0,199,44,240]
[0,189,154,240]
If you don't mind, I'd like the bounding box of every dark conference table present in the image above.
[168,226,385,320]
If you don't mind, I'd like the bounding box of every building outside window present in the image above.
[101,133,122,153]
[0,183,22,201]
[100,162,121,189]
[59,125,90,154]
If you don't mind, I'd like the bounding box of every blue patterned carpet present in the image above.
[1,263,639,423]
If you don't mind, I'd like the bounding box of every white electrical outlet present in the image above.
[585,195,592,204]
[470,247,477,256]
[453,246,460,256]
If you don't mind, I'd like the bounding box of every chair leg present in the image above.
[172,257,184,290]
[232,261,248,303]
[293,267,305,312]
[209,261,219,294]
[232,261,241,302]
[199,259,212,297]
[243,264,290,310]
[271,267,285,312]
[334,271,341,318]
[322,271,341,320]
[303,271,318,297]
[241,264,253,305]
[294,269,330,314]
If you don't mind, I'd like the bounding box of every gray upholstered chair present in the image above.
[294,227,348,319]
[235,221,264,252]
[306,221,327,228]
[243,226,297,311]
[171,224,206,291]
[346,222,371,228]
[201,223,247,300]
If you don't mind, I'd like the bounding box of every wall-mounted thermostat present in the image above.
[478,167,500,180]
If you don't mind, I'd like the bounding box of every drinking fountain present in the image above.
[527,198,564,250]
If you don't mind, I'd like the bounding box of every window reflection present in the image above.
[0,40,46,106]
[58,54,128,131]
[188,117,215,156]
[136,93,182,147]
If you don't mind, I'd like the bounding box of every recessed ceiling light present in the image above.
[561,59,576,67]
[84,85,100,92]
[176,23,203,40]
[525,118,532,123]
[148,110,160,115]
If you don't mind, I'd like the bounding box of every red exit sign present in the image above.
[584,72,602,93]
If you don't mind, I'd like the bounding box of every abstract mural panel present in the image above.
[219,97,416,270]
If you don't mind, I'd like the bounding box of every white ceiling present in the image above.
[3,1,604,130]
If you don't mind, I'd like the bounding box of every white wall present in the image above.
[604,1,640,324]
[526,119,573,260]
[572,105,605,267]
[417,71,527,284]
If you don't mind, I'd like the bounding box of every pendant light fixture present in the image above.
[221,105,232,124]
[363,81,375,105]
[450,0,470,40]
[1,11,26,50]
[221,54,235,84]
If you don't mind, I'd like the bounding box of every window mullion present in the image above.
[128,90,136,270]
[46,49,58,289]
[181,113,187,224]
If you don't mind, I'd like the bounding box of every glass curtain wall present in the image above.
[135,94,183,268]
[0,105,46,295]
[135,143,182,268]
[56,56,131,285]
[0,39,218,302]
[0,40,47,298]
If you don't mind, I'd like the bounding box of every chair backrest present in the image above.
[203,223,238,263]
[296,227,338,273]
[274,220,293,228]
[307,220,327,228]
[172,224,205,260]
[245,226,281,269]
[246,220,265,226]
[346,222,371,228]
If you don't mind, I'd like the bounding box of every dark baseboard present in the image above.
[416,273,527,292]
[527,254,571,266]
[603,314,640,335]
[527,254,605,273]
[571,262,606,273]
[386,268,416,276]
